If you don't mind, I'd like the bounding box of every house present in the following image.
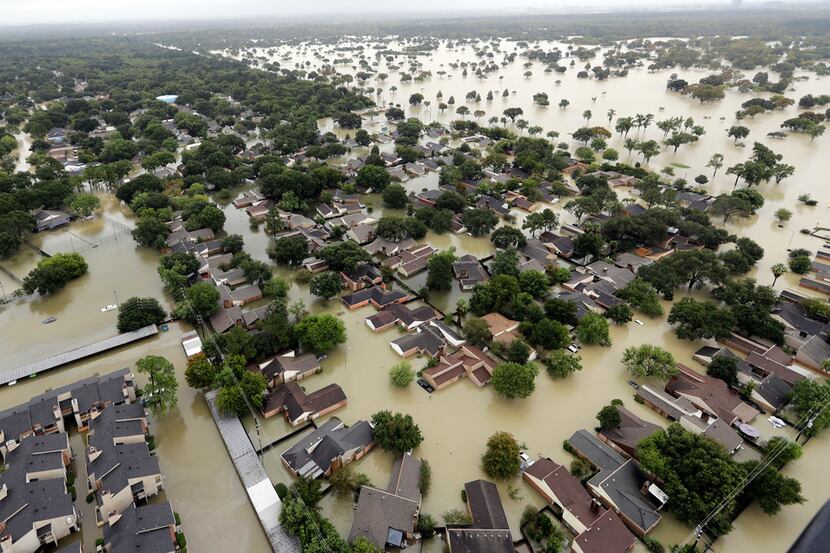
[798,277,830,296]
[33,209,72,232]
[390,320,466,358]
[0,433,78,553]
[539,231,575,259]
[422,345,499,390]
[280,417,375,479]
[348,453,422,550]
[346,222,378,245]
[636,384,744,454]
[245,199,275,221]
[524,457,634,553]
[341,263,383,292]
[0,368,137,442]
[666,364,759,426]
[567,430,665,537]
[365,303,438,332]
[694,346,807,413]
[262,382,347,425]
[795,334,830,373]
[572,510,637,553]
[233,190,265,208]
[342,285,411,311]
[453,255,489,290]
[446,480,513,553]
[770,301,828,351]
[364,237,417,257]
[613,252,653,273]
[597,407,662,458]
[382,245,434,277]
[102,501,178,553]
[480,312,538,360]
[248,352,321,388]
[476,195,510,217]
[86,402,163,526]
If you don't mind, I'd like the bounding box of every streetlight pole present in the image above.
[113,290,120,307]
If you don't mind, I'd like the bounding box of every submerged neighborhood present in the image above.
[2,4,830,553]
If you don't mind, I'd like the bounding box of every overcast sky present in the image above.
[1,0,797,27]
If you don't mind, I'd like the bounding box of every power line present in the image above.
[177,284,335,552]
[677,384,830,549]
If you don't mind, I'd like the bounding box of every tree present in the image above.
[605,304,633,324]
[638,424,751,536]
[707,355,738,386]
[597,405,622,430]
[214,366,268,416]
[543,350,582,379]
[427,249,457,291]
[176,281,219,322]
[319,241,371,274]
[668,297,735,341]
[184,353,217,389]
[295,314,346,354]
[117,297,166,332]
[307,271,341,300]
[491,247,520,277]
[762,437,803,470]
[268,236,308,266]
[523,208,558,236]
[371,411,423,453]
[522,317,570,350]
[616,278,663,317]
[409,93,424,105]
[727,125,750,143]
[789,253,812,274]
[491,362,539,399]
[389,362,415,388]
[68,192,101,217]
[355,164,391,191]
[575,313,611,346]
[462,208,498,236]
[743,461,804,515]
[771,263,787,286]
[788,379,830,437]
[481,431,520,479]
[463,317,493,346]
[503,107,524,122]
[491,226,527,249]
[382,183,408,208]
[639,249,726,296]
[136,355,178,415]
[774,208,792,224]
[22,252,88,295]
[622,345,678,380]
[132,215,170,249]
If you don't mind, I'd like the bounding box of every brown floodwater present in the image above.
[1,37,828,553]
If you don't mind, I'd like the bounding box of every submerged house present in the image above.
[348,453,423,550]
[341,285,411,311]
[281,418,375,479]
[567,430,665,538]
[365,303,439,332]
[453,254,489,290]
[665,365,759,426]
[248,352,322,388]
[390,320,465,358]
[262,382,347,425]
[635,385,744,455]
[445,480,513,553]
[597,407,662,458]
[524,458,636,553]
[422,345,499,390]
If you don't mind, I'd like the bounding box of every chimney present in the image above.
[590,498,601,512]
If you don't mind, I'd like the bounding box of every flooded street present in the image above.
[1,36,828,553]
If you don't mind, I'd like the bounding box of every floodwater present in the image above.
[220,38,830,551]
[0,36,826,553]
